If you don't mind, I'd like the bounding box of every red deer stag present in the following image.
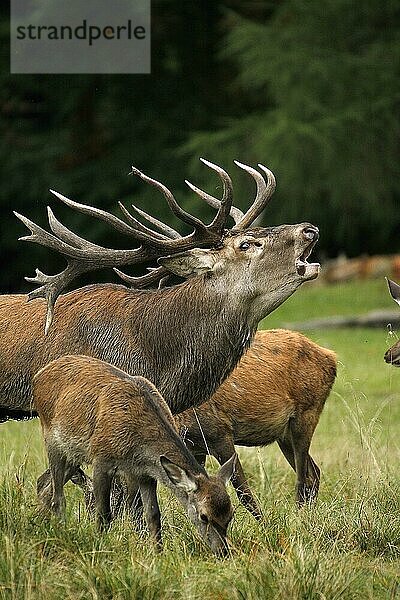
[34,355,236,555]
[384,278,400,366]
[5,159,319,420]
[174,329,336,518]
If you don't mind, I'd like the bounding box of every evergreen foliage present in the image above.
[186,0,400,257]
[0,1,399,292]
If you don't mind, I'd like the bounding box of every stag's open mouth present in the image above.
[295,239,320,279]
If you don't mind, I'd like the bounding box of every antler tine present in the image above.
[231,161,276,230]
[387,278,400,306]
[196,158,234,233]
[25,261,93,335]
[114,266,170,289]
[117,201,168,241]
[185,180,244,225]
[14,211,143,262]
[50,190,172,252]
[14,211,93,259]
[126,203,180,239]
[129,166,208,234]
[47,207,106,251]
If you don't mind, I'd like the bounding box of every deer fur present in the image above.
[385,339,400,366]
[174,329,337,518]
[34,355,236,555]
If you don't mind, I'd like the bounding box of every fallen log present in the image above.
[283,310,400,331]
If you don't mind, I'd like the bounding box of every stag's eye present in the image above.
[239,241,251,251]
[200,513,209,524]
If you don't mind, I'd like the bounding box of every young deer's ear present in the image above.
[217,453,237,485]
[160,456,198,492]
[158,249,217,278]
[387,278,400,305]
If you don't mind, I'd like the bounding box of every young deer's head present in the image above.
[384,278,400,367]
[160,454,236,556]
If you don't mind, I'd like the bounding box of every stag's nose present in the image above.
[302,225,319,242]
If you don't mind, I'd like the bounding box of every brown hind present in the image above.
[175,329,337,519]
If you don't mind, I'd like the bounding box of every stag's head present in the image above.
[15,158,320,333]
[160,223,319,325]
[160,454,235,556]
[384,278,400,367]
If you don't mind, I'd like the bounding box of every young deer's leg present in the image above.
[38,467,94,512]
[47,445,68,517]
[277,434,296,472]
[305,455,320,500]
[214,440,263,521]
[108,473,125,518]
[92,459,115,531]
[117,471,144,529]
[37,469,53,507]
[139,477,162,549]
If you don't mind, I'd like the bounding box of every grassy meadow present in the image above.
[0,279,399,599]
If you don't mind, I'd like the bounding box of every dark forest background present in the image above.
[1,0,399,293]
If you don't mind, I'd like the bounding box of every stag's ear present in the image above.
[158,249,218,278]
[217,453,237,485]
[387,278,400,305]
[160,456,199,492]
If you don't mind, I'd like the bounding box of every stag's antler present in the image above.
[16,158,234,332]
[185,160,276,230]
[114,160,275,286]
[16,158,275,333]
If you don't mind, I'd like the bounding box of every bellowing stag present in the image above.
[1,158,319,425]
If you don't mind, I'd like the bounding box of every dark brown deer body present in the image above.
[34,355,236,554]
[384,279,400,366]
[0,224,317,421]
[175,329,337,518]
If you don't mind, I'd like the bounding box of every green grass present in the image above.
[261,277,397,328]
[1,278,399,599]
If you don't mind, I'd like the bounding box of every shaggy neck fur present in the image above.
[74,277,256,415]
[125,276,255,414]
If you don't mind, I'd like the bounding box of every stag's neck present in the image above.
[129,277,256,413]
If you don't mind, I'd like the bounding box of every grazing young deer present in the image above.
[384,278,400,366]
[174,329,337,518]
[34,355,236,555]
